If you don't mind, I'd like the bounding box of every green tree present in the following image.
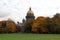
[52,13,60,33]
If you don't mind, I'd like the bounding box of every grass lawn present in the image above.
[0,33,60,40]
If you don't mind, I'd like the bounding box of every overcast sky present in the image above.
[0,0,60,22]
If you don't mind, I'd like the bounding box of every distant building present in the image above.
[26,7,35,23]
[18,7,35,33]
[17,19,25,28]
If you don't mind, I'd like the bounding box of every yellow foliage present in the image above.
[32,16,47,33]
[0,21,20,33]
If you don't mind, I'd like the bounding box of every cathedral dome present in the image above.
[26,7,35,19]
[27,7,34,15]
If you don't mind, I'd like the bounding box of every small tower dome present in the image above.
[22,19,25,23]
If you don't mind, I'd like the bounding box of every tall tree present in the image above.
[52,13,60,33]
[32,16,48,33]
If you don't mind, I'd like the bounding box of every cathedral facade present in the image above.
[20,7,35,33]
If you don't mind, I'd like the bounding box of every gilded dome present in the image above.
[27,7,34,14]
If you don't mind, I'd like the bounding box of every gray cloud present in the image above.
[0,11,11,18]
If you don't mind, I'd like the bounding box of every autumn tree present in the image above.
[32,16,48,33]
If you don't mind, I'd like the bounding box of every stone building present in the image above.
[18,7,35,33]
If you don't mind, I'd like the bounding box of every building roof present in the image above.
[27,7,34,15]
